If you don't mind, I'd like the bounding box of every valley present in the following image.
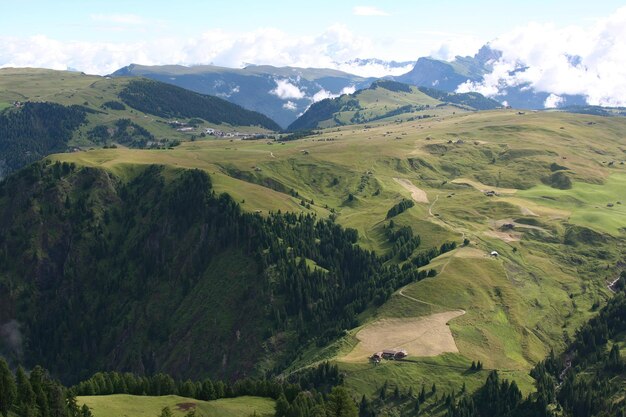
[0,64,625,417]
[41,108,625,408]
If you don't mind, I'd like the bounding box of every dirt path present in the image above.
[428,194,439,216]
[427,193,465,244]
[269,152,275,158]
[394,178,429,203]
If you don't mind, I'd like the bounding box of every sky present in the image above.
[1,1,626,105]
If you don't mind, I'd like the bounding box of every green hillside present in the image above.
[288,80,500,131]
[77,394,275,417]
[0,68,278,178]
[1,98,625,416]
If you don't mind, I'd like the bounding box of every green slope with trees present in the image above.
[287,80,500,131]
[0,161,439,384]
[0,68,280,179]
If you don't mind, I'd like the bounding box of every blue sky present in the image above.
[4,0,623,47]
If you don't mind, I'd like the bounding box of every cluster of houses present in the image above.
[204,128,267,140]
[370,349,408,363]
[165,121,266,139]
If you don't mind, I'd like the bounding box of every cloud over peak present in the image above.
[457,7,626,107]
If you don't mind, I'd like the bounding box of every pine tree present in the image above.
[379,380,388,400]
[358,395,372,417]
[48,384,68,417]
[419,385,426,402]
[158,406,173,417]
[326,387,358,417]
[275,393,289,417]
[66,392,80,417]
[0,358,16,417]
[29,366,50,417]
[80,405,93,417]
[431,383,437,395]
[15,366,36,416]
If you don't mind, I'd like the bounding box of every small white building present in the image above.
[490,251,499,257]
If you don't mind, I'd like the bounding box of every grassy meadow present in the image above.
[77,394,275,417]
[49,108,626,402]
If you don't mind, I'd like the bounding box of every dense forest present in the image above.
[0,102,86,178]
[370,80,412,93]
[417,87,501,110]
[0,162,437,384]
[118,79,281,130]
[88,119,156,148]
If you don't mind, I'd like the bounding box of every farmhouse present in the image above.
[380,349,408,360]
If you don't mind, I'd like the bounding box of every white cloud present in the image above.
[270,79,305,99]
[312,88,336,102]
[335,60,413,77]
[457,7,626,106]
[0,24,382,76]
[353,6,389,16]
[283,101,298,111]
[429,36,484,61]
[341,85,356,95]
[544,93,564,108]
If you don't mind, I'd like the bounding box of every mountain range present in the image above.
[110,45,594,129]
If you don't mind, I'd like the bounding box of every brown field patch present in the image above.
[176,403,196,411]
[394,178,429,203]
[340,311,465,363]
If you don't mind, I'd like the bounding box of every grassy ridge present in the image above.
[0,68,278,177]
[78,394,275,417]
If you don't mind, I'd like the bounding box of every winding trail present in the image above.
[428,194,439,216]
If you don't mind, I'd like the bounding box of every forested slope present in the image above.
[0,162,435,384]
[0,102,87,178]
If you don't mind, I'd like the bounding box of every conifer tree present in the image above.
[326,387,358,417]
[0,358,16,417]
[15,366,35,416]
